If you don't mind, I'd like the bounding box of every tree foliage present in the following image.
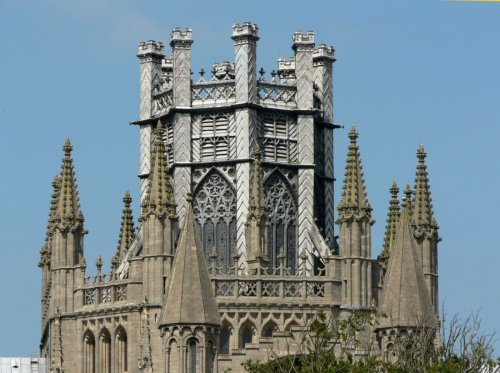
[243,309,498,373]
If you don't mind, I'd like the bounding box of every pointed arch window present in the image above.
[115,326,127,373]
[262,320,278,338]
[219,326,230,354]
[98,329,111,373]
[239,321,255,348]
[187,340,198,373]
[265,171,297,269]
[168,340,179,372]
[83,331,95,373]
[193,170,237,271]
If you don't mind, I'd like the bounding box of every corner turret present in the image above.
[337,126,373,308]
[412,145,439,313]
[140,121,177,304]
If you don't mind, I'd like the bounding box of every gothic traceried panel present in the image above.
[264,170,298,269]
[193,170,237,271]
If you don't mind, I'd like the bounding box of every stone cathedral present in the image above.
[38,23,439,373]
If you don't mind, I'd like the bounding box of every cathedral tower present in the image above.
[38,23,440,373]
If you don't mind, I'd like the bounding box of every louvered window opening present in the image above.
[265,172,297,269]
[193,171,237,271]
[261,114,297,163]
[161,123,174,167]
[199,113,235,161]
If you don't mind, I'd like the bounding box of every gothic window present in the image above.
[98,329,111,373]
[220,326,230,354]
[206,341,214,373]
[168,340,179,372]
[193,170,237,271]
[240,321,255,348]
[265,171,297,269]
[261,113,297,163]
[193,112,235,161]
[187,340,197,373]
[115,326,127,373]
[262,320,277,337]
[83,331,95,373]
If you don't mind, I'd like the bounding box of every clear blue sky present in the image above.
[0,0,498,356]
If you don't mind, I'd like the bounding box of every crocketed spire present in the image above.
[53,139,84,230]
[248,148,267,221]
[39,175,61,267]
[337,126,372,222]
[160,194,220,327]
[378,199,435,329]
[140,121,176,221]
[412,145,438,235]
[379,181,400,266]
[115,191,135,261]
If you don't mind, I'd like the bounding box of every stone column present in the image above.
[232,23,259,273]
[293,31,315,274]
[137,41,165,201]
[170,28,193,224]
[313,45,336,251]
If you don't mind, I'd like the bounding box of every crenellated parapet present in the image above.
[138,40,165,63]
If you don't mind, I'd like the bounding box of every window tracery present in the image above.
[193,170,237,271]
[265,171,297,269]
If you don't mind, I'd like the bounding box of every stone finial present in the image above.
[231,22,259,41]
[170,28,193,48]
[137,40,165,62]
[140,121,176,221]
[292,31,315,51]
[115,191,135,261]
[53,139,84,230]
[96,255,102,273]
[336,126,372,222]
[412,145,438,234]
[111,252,119,272]
[404,183,413,217]
[380,181,400,265]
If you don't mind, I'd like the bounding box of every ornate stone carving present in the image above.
[193,171,237,271]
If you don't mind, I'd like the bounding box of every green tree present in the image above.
[243,309,498,373]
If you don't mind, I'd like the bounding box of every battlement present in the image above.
[314,44,336,62]
[170,27,193,47]
[292,31,315,50]
[277,57,296,72]
[231,22,259,40]
[161,58,173,72]
[137,40,165,57]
